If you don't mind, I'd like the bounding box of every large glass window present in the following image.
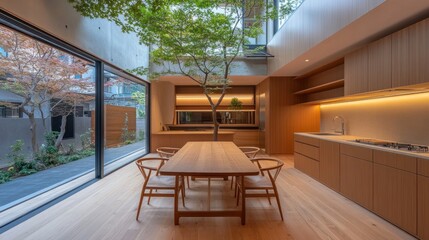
[103,69,148,174]
[0,24,97,211]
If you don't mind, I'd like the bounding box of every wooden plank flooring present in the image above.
[0,154,415,240]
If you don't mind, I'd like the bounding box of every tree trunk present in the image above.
[55,115,67,148]
[28,113,38,153]
[212,107,219,141]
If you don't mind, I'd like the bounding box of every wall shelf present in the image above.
[294,79,344,95]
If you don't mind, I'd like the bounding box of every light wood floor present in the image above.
[0,154,415,240]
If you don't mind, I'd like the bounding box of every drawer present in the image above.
[295,134,320,147]
[418,158,429,177]
[374,150,417,173]
[294,142,319,160]
[341,144,373,162]
[295,153,319,180]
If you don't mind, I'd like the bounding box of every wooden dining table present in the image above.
[159,141,260,225]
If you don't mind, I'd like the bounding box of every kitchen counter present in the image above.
[295,132,429,160]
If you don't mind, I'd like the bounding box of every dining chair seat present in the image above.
[146,175,177,188]
[241,175,273,189]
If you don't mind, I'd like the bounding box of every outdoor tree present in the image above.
[69,0,297,140]
[0,26,93,153]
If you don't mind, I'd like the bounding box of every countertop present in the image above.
[295,132,429,160]
[153,130,235,135]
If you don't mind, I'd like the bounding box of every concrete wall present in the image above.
[320,93,429,146]
[0,117,93,167]
[0,0,149,73]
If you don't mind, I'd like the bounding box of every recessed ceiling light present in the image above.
[305,59,310,62]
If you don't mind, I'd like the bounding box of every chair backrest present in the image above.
[250,157,284,183]
[135,157,169,180]
[239,146,260,158]
[156,147,180,158]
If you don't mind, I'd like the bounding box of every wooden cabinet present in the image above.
[418,158,429,240]
[368,36,392,91]
[373,150,417,235]
[340,144,373,210]
[319,140,340,191]
[294,134,320,180]
[345,46,368,95]
[392,18,429,87]
[346,17,429,94]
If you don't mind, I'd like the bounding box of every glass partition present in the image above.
[0,24,96,210]
[177,110,255,125]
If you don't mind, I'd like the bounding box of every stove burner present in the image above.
[355,139,429,153]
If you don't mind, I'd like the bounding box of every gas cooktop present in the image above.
[354,139,429,153]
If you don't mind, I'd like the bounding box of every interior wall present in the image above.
[258,77,320,154]
[0,0,149,72]
[150,81,175,133]
[320,93,429,145]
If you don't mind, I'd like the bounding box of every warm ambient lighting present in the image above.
[320,92,429,108]
[176,94,254,105]
[305,59,310,62]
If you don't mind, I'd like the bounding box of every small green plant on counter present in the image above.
[229,97,243,110]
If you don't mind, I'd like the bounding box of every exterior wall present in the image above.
[320,93,429,146]
[0,117,93,168]
[0,0,149,73]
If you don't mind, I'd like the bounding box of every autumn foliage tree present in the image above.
[0,25,93,153]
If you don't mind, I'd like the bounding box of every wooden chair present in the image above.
[236,157,284,221]
[135,157,186,221]
[231,146,261,190]
[156,147,190,188]
[238,146,260,158]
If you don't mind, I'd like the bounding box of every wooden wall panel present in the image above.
[232,130,259,147]
[91,105,137,148]
[151,132,234,152]
[265,77,320,154]
[368,36,392,91]
[409,18,429,86]
[105,105,136,147]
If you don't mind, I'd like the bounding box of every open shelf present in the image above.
[294,79,344,95]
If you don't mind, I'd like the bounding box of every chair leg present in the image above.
[266,189,272,205]
[234,177,239,197]
[273,186,284,221]
[181,184,186,207]
[236,186,241,206]
[147,189,153,205]
[181,177,186,197]
[186,176,190,188]
[230,176,234,189]
[136,185,146,220]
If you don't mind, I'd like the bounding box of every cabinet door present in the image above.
[374,163,417,235]
[368,36,392,91]
[345,46,368,95]
[319,140,340,191]
[393,18,429,87]
[418,175,429,240]
[409,18,429,86]
[392,27,410,87]
[295,152,319,180]
[340,154,373,210]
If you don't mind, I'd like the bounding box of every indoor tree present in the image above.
[68,0,298,140]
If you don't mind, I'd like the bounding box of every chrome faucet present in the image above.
[333,116,345,135]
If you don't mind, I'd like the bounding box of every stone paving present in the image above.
[0,141,147,208]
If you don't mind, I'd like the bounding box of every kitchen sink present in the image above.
[309,132,340,136]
